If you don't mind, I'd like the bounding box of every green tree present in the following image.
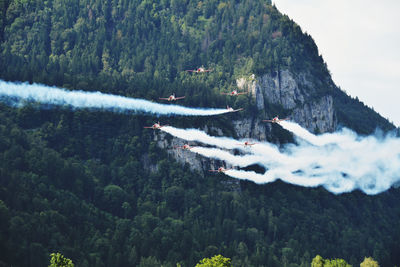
[49,252,74,267]
[312,255,351,267]
[312,255,325,267]
[360,257,379,267]
[196,255,232,267]
[138,256,161,267]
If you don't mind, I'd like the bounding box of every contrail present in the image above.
[162,126,239,149]
[192,146,325,187]
[2,81,398,195]
[191,147,269,167]
[225,169,276,184]
[0,80,231,116]
[161,126,288,161]
[280,121,357,147]
[162,124,400,195]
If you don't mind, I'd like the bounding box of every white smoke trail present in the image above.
[162,124,400,195]
[162,126,239,149]
[225,169,276,184]
[191,147,269,167]
[2,81,398,195]
[193,146,327,188]
[0,80,231,116]
[161,126,288,161]
[280,120,357,147]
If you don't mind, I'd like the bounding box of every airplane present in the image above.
[221,90,247,96]
[209,167,232,173]
[159,93,185,101]
[174,144,194,150]
[263,115,289,123]
[143,122,168,129]
[226,105,244,113]
[185,67,212,73]
[237,141,258,147]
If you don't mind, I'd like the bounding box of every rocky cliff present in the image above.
[237,69,337,134]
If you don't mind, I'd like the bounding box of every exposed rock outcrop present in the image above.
[154,131,228,173]
[237,69,337,133]
[291,95,336,134]
[232,117,269,141]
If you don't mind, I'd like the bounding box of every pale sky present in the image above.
[274,0,400,127]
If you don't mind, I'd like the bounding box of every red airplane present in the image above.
[159,93,185,101]
[237,141,258,147]
[263,116,289,123]
[185,67,212,73]
[226,105,244,113]
[209,167,232,173]
[143,122,167,129]
[221,90,247,96]
[174,144,193,150]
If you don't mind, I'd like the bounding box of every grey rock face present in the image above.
[237,75,264,110]
[258,69,305,109]
[237,69,336,133]
[155,131,204,172]
[291,95,336,133]
[154,130,228,173]
[232,118,268,141]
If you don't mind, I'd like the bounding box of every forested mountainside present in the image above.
[0,0,399,266]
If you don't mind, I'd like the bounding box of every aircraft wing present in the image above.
[175,96,185,100]
[232,108,244,112]
[159,97,169,100]
[237,92,247,95]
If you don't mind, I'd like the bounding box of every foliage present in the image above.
[195,255,231,267]
[360,257,379,267]
[0,0,399,267]
[49,252,74,267]
[0,103,399,267]
[312,255,351,267]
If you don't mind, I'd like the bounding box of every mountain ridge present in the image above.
[0,0,399,266]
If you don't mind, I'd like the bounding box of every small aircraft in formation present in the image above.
[174,144,194,150]
[185,67,213,73]
[145,66,291,177]
[237,141,257,147]
[263,115,289,124]
[221,90,247,96]
[209,167,232,173]
[159,93,186,102]
[143,122,168,130]
[226,106,244,113]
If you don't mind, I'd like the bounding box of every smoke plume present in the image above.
[2,80,398,195]
[0,80,231,116]
[162,124,400,195]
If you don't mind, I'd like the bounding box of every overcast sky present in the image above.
[273,0,400,127]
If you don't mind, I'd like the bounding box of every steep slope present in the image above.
[0,0,399,267]
[0,0,393,136]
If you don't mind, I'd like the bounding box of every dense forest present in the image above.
[0,0,399,266]
[0,0,393,132]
